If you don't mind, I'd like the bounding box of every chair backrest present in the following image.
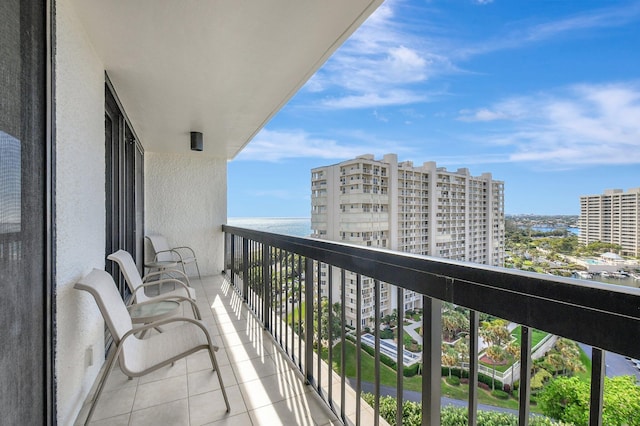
[146,234,173,262]
[107,250,147,303]
[74,269,133,344]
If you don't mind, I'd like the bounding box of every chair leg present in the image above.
[192,303,202,320]
[83,346,119,425]
[194,260,202,281]
[208,346,230,412]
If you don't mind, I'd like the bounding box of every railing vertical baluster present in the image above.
[317,261,322,392]
[223,230,228,273]
[422,295,442,426]
[298,255,303,370]
[253,241,257,311]
[468,310,479,426]
[518,326,532,426]
[257,241,260,317]
[589,348,605,426]
[356,274,362,426]
[259,241,263,320]
[340,268,346,424]
[235,235,240,288]
[397,287,404,426]
[305,257,314,385]
[278,248,283,348]
[374,279,381,426]
[250,241,255,310]
[270,247,274,330]
[285,251,290,357]
[242,238,249,302]
[230,234,236,286]
[263,243,270,330]
[328,265,334,410]
[254,241,258,316]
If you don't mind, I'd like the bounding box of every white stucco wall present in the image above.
[53,2,228,423]
[145,153,227,275]
[55,0,107,424]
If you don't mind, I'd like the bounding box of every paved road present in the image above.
[578,343,640,380]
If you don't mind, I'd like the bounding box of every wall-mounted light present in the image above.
[190,131,203,151]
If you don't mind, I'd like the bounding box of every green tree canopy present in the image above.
[539,375,640,426]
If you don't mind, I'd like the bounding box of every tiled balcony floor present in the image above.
[75,274,346,426]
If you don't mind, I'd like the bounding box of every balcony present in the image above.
[75,273,375,425]
[220,225,640,426]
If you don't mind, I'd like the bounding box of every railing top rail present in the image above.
[223,225,640,358]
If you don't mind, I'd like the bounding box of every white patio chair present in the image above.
[75,269,229,425]
[146,234,202,280]
[107,249,200,318]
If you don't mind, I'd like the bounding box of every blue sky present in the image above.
[228,0,640,218]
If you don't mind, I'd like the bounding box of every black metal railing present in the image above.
[222,224,640,426]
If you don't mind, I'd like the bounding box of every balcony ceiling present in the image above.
[71,0,382,159]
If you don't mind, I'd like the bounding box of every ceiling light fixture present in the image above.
[190,131,203,151]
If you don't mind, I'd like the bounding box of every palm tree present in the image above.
[442,309,467,341]
[485,345,507,390]
[505,340,520,389]
[442,344,458,378]
[554,338,584,376]
[545,352,564,376]
[454,336,469,374]
[479,319,511,349]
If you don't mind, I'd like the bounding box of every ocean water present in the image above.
[227,217,311,238]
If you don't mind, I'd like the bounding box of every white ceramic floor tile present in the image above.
[132,375,188,411]
[90,386,137,421]
[129,398,189,426]
[188,386,246,426]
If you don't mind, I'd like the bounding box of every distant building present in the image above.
[311,153,505,327]
[579,188,640,257]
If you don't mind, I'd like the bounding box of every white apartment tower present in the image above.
[311,154,505,327]
[579,188,640,257]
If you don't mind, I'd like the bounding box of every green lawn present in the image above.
[576,346,592,380]
[511,326,548,348]
[328,340,541,413]
[286,301,306,325]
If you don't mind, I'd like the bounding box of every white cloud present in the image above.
[458,108,509,122]
[320,90,427,109]
[304,0,449,109]
[236,129,410,162]
[458,2,640,57]
[461,82,640,166]
[305,1,640,110]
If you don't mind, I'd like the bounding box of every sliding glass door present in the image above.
[105,80,144,298]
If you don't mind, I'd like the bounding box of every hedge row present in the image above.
[442,367,504,390]
[362,393,571,426]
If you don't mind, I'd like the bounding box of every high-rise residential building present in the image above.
[311,153,505,327]
[579,188,640,257]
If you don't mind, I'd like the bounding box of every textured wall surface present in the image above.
[55,0,107,423]
[145,152,227,275]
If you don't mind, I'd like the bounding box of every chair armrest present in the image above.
[153,248,184,263]
[143,269,190,285]
[133,279,194,299]
[171,246,197,258]
[120,316,216,349]
[127,294,202,319]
